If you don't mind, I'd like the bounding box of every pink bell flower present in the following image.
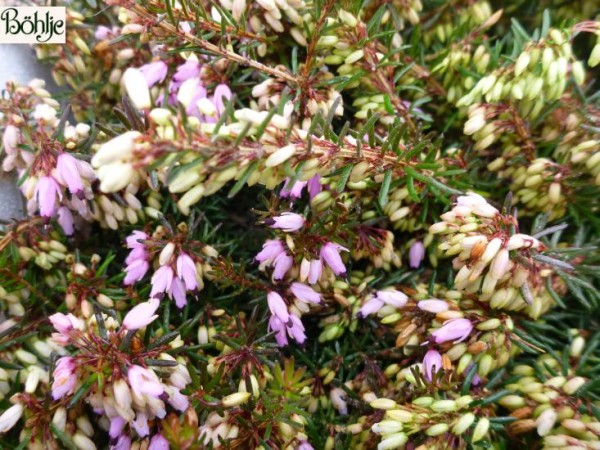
[267,291,289,324]
[409,241,425,268]
[268,212,305,232]
[176,252,198,291]
[290,282,321,304]
[122,298,160,330]
[320,242,349,277]
[35,176,62,218]
[127,365,164,398]
[432,318,473,344]
[423,349,443,382]
[139,61,168,87]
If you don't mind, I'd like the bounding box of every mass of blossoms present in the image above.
[0,0,599,449]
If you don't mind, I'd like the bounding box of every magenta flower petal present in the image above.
[320,242,348,277]
[150,265,174,298]
[56,153,84,196]
[139,61,168,87]
[149,434,170,450]
[255,239,285,264]
[432,318,473,344]
[409,241,425,268]
[36,176,61,218]
[269,212,305,232]
[267,291,289,323]
[124,258,150,285]
[268,315,288,346]
[290,282,321,304]
[213,83,232,116]
[272,252,293,280]
[128,365,164,398]
[122,298,160,330]
[358,298,384,318]
[169,277,187,308]
[176,252,198,291]
[423,349,443,382]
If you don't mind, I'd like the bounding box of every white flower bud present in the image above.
[122,68,151,109]
[265,144,297,167]
[536,408,556,436]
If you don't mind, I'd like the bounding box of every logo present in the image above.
[0,7,65,44]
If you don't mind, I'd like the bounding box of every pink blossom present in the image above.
[376,290,408,308]
[307,175,322,199]
[320,242,349,277]
[94,25,118,40]
[122,298,160,330]
[173,60,201,83]
[290,282,321,304]
[132,412,149,437]
[169,276,187,308]
[50,312,83,334]
[111,435,132,450]
[124,258,150,285]
[56,153,85,198]
[139,61,168,87]
[298,441,315,450]
[288,314,306,344]
[423,349,443,382]
[432,318,473,344]
[149,434,170,450]
[109,416,126,439]
[35,176,61,218]
[51,357,77,400]
[150,265,174,298]
[57,206,74,235]
[409,241,425,268]
[272,252,293,280]
[176,252,198,291]
[126,231,148,249]
[267,291,289,323]
[255,239,285,264]
[269,212,305,232]
[268,315,288,346]
[167,388,189,411]
[212,83,232,116]
[127,365,164,398]
[308,259,322,284]
[418,299,449,313]
[280,178,307,199]
[358,297,384,318]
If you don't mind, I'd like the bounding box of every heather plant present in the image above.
[0,0,599,449]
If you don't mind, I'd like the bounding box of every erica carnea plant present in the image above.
[1,0,600,449]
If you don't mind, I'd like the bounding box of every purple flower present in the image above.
[109,416,126,439]
[167,388,189,411]
[308,259,322,284]
[255,239,285,264]
[132,412,149,437]
[280,178,307,199]
[127,365,164,398]
[358,297,384,318]
[423,349,443,382]
[173,60,201,83]
[139,61,168,87]
[213,83,232,116]
[269,212,305,232]
[169,276,187,308]
[417,299,449,313]
[409,241,425,268]
[57,207,75,235]
[124,258,150,285]
[111,435,132,450]
[176,252,198,291]
[50,312,83,335]
[122,298,160,330]
[320,242,349,277]
[56,153,85,198]
[272,252,293,280]
[376,290,408,308]
[94,25,117,40]
[35,176,61,218]
[149,434,170,450]
[432,318,473,344]
[51,357,77,400]
[150,265,174,298]
[267,291,289,323]
[290,282,321,304]
[288,314,306,344]
[307,175,322,200]
[126,230,148,249]
[298,441,315,450]
[268,315,288,346]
